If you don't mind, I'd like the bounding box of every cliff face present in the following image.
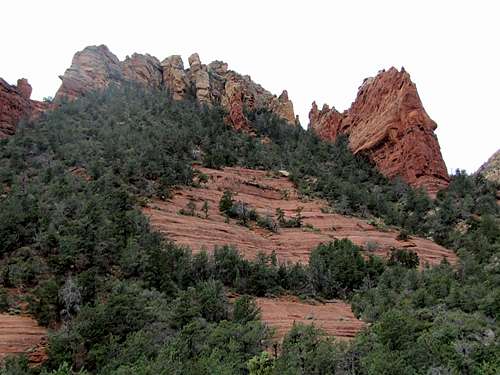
[0,78,47,139]
[55,45,297,129]
[477,149,500,185]
[309,67,449,195]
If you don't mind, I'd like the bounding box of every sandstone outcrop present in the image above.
[55,45,123,102]
[0,313,47,365]
[54,45,296,128]
[0,78,47,139]
[144,166,457,266]
[256,296,365,342]
[477,149,500,185]
[160,55,188,101]
[187,53,211,105]
[270,90,296,125]
[309,67,449,195]
[222,78,252,132]
[121,53,162,88]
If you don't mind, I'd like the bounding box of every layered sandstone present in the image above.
[0,78,47,139]
[309,68,449,195]
[54,45,296,128]
[477,149,500,185]
[0,314,47,365]
[256,296,365,342]
[143,166,457,266]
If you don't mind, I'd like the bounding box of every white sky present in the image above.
[1,0,498,173]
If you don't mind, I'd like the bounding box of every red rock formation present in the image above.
[55,45,123,102]
[54,45,297,128]
[223,78,253,133]
[270,90,297,125]
[121,53,163,88]
[309,67,449,195]
[187,53,211,105]
[160,55,188,101]
[0,78,47,139]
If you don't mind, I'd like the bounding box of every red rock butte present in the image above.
[309,67,449,196]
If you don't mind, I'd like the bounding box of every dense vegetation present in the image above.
[0,86,498,374]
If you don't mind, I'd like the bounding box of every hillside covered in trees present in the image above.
[0,86,499,374]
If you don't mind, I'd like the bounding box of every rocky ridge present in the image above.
[54,45,297,130]
[309,67,449,195]
[0,78,48,139]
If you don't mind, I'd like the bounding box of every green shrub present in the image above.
[388,248,420,269]
[233,295,261,324]
[309,239,366,298]
[0,287,9,312]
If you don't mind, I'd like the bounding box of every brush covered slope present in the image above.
[0,86,499,374]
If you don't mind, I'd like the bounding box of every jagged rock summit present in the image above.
[477,149,500,185]
[309,67,449,195]
[54,45,297,130]
[0,78,48,139]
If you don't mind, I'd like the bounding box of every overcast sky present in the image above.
[2,0,498,173]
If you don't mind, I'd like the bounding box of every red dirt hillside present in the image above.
[143,166,457,266]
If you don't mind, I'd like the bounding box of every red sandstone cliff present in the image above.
[309,67,449,195]
[0,78,47,139]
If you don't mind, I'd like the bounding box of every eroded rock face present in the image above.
[222,78,252,132]
[0,78,47,139]
[188,53,211,105]
[55,45,123,102]
[478,149,500,185]
[121,53,162,88]
[160,55,188,101]
[309,67,449,195]
[270,90,296,125]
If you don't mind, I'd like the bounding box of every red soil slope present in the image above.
[256,296,365,342]
[143,166,457,266]
[0,314,47,365]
